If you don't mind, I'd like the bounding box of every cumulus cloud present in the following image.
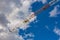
[0,0,38,40]
[0,0,48,40]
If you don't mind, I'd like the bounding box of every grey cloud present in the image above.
[0,0,37,40]
[0,32,22,40]
[0,14,9,26]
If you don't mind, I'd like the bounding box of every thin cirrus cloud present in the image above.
[53,27,60,36]
[53,27,60,40]
[49,5,60,17]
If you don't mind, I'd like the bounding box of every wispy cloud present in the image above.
[49,5,60,17]
[53,27,60,36]
[53,27,60,40]
[41,0,47,4]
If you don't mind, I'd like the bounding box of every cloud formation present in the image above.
[53,27,60,36]
[49,5,60,17]
[0,0,48,40]
[0,0,38,40]
[53,27,60,40]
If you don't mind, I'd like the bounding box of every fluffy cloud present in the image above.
[0,0,48,40]
[0,0,37,40]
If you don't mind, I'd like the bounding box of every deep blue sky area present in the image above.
[19,0,60,40]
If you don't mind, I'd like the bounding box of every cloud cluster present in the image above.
[0,0,48,40]
[0,0,38,40]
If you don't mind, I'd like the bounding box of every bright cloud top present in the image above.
[0,0,36,40]
[0,0,38,40]
[0,0,48,40]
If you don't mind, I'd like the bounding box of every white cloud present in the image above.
[23,33,34,40]
[0,0,48,40]
[53,27,60,40]
[49,6,57,17]
[0,0,37,32]
[0,32,24,40]
[0,0,38,40]
[53,27,60,36]
[49,5,60,17]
